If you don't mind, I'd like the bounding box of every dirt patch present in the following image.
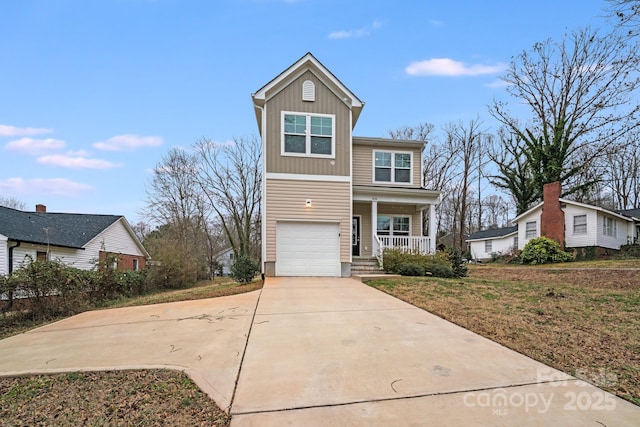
[0,370,229,426]
[367,265,640,406]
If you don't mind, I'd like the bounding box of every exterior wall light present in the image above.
[305,199,312,207]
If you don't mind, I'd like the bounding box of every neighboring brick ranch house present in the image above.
[467,182,640,261]
[0,204,149,275]
[252,53,441,277]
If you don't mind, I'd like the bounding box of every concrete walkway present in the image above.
[1,277,638,425]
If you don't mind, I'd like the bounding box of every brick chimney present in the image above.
[35,204,46,213]
[540,181,564,248]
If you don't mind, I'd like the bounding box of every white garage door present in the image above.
[276,221,341,276]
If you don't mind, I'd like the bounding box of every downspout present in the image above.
[8,241,20,275]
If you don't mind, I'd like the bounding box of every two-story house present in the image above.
[252,53,440,277]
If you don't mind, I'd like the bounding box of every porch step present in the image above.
[351,258,384,275]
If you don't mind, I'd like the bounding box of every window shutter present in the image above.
[302,80,315,101]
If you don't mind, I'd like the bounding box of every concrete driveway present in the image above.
[1,277,638,426]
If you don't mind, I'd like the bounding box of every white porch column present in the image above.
[429,203,437,252]
[371,197,378,257]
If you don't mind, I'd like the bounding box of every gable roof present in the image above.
[467,225,518,241]
[513,198,634,223]
[616,208,640,220]
[251,52,364,133]
[0,206,122,249]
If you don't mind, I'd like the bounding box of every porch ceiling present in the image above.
[353,185,440,206]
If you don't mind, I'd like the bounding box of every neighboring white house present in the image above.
[467,182,640,260]
[467,226,518,261]
[0,204,149,276]
[214,247,234,276]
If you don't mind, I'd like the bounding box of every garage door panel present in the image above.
[276,222,340,276]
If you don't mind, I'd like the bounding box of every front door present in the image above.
[352,216,361,256]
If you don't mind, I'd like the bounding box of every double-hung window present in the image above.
[282,112,334,157]
[485,240,493,253]
[377,215,410,236]
[525,221,537,239]
[573,215,587,234]
[603,217,616,237]
[374,151,412,183]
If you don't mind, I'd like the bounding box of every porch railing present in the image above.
[375,235,432,268]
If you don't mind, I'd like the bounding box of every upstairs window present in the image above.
[374,151,412,183]
[282,112,334,158]
[525,221,537,239]
[603,217,617,237]
[573,215,587,234]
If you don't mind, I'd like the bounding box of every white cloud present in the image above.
[93,134,163,151]
[485,79,509,88]
[4,137,66,155]
[405,58,507,77]
[0,177,93,197]
[0,124,53,137]
[329,19,384,39]
[37,154,121,169]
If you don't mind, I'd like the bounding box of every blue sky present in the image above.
[0,0,611,225]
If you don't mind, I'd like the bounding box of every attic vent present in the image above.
[302,80,315,101]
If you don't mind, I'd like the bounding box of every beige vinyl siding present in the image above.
[378,204,422,235]
[265,70,351,176]
[265,179,351,262]
[352,144,422,187]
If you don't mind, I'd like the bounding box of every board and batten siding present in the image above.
[352,144,422,187]
[265,70,351,176]
[265,179,351,262]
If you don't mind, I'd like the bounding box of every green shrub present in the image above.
[397,263,425,276]
[382,248,464,277]
[231,256,259,284]
[7,259,89,319]
[445,247,468,277]
[521,237,573,265]
[425,263,454,278]
[619,244,640,259]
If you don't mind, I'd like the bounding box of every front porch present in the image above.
[352,185,440,266]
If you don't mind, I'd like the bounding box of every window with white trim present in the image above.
[573,215,587,234]
[603,217,617,237]
[525,221,537,239]
[377,215,410,236]
[133,258,139,271]
[282,112,334,157]
[485,240,492,253]
[513,236,518,249]
[374,151,412,183]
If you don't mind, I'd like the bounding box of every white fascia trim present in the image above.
[266,173,351,182]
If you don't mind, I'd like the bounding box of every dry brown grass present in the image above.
[0,370,229,426]
[367,264,640,406]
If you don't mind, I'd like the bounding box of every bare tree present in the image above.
[192,135,261,260]
[0,196,26,210]
[490,26,640,201]
[605,133,640,209]
[607,0,640,33]
[443,119,488,249]
[142,148,211,282]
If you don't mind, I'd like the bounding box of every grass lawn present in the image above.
[366,261,640,406]
[0,277,263,427]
